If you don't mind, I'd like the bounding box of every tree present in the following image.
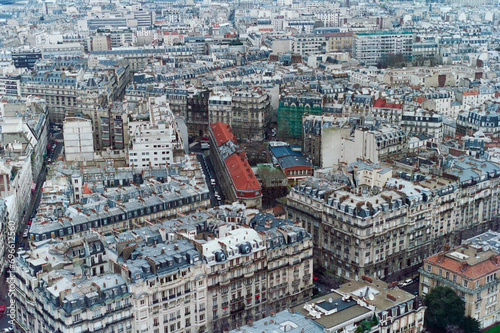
[460,316,480,333]
[355,320,372,333]
[424,286,466,333]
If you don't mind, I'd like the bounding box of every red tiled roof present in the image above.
[415,96,425,104]
[210,122,236,147]
[373,98,385,108]
[495,91,500,98]
[373,98,401,109]
[463,90,479,95]
[224,154,261,192]
[426,253,500,280]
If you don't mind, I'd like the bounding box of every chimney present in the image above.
[438,252,445,262]
[362,275,373,283]
[491,255,498,265]
[460,261,468,272]
[444,244,451,252]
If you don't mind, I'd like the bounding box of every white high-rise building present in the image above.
[128,96,182,169]
[63,117,95,162]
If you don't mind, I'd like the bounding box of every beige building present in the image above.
[324,32,354,53]
[197,220,314,332]
[91,35,112,51]
[420,244,500,328]
[231,89,271,141]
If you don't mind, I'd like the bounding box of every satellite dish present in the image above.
[369,294,375,301]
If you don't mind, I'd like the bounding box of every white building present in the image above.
[63,117,95,162]
[128,96,182,169]
[208,93,232,126]
[354,31,414,66]
[321,125,407,167]
[400,110,443,143]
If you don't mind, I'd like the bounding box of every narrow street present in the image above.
[0,135,59,331]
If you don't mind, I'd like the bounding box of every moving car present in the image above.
[0,305,5,318]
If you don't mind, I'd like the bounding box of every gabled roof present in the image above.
[224,154,261,192]
[210,122,237,147]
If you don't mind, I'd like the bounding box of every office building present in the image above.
[354,31,413,66]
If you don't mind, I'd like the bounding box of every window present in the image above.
[463,280,469,288]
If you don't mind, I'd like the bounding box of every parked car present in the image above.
[0,305,6,317]
[399,279,413,287]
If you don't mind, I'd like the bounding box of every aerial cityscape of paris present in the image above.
[0,0,499,331]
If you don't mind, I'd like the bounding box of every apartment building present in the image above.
[400,109,443,143]
[420,90,454,117]
[324,32,354,53]
[110,232,207,333]
[124,85,188,120]
[209,122,262,208]
[354,31,414,66]
[15,206,312,333]
[0,199,9,276]
[187,89,210,138]
[0,71,21,97]
[20,70,79,123]
[456,88,495,108]
[91,35,112,51]
[208,93,232,127]
[0,99,49,229]
[372,98,403,124]
[28,156,211,242]
[231,89,271,141]
[11,49,42,69]
[292,34,325,56]
[12,236,134,333]
[91,46,193,71]
[315,12,341,27]
[286,155,500,281]
[321,125,407,167]
[41,43,84,59]
[456,108,500,138]
[197,212,313,331]
[302,114,345,167]
[338,277,427,333]
[420,244,500,328]
[129,96,183,169]
[63,116,95,161]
